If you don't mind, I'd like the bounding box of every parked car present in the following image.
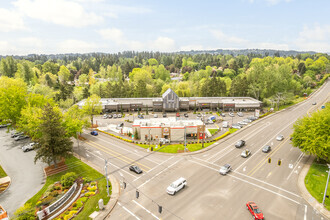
[222,121,229,128]
[232,124,242,129]
[154,114,158,118]
[241,149,251,158]
[166,177,187,195]
[103,114,108,119]
[22,142,36,152]
[14,135,29,141]
[91,130,98,136]
[163,113,167,118]
[220,113,225,117]
[235,140,245,148]
[117,114,122,118]
[229,112,234,117]
[176,113,180,117]
[197,113,201,117]
[113,114,117,118]
[184,113,188,118]
[312,102,317,105]
[11,131,24,138]
[160,138,170,144]
[219,164,231,175]
[246,201,264,220]
[237,112,243,117]
[239,121,248,125]
[108,114,113,119]
[262,145,271,153]
[243,119,252,123]
[276,135,284,141]
[129,165,142,174]
[0,123,10,128]
[138,114,144,119]
[248,116,258,121]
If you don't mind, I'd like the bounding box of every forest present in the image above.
[0,51,329,111]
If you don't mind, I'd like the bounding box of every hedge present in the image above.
[214,131,230,141]
[96,129,133,143]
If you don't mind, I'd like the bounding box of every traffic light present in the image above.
[158,205,162,214]
[136,190,139,199]
[278,160,281,166]
[268,158,271,163]
[123,182,126,189]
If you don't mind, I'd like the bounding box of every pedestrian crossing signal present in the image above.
[268,158,271,163]
[136,190,139,199]
[158,205,162,214]
[278,160,281,166]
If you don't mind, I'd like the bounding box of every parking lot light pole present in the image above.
[104,158,110,197]
[322,164,330,206]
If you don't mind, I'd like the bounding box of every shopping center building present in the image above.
[77,88,262,112]
[132,117,205,142]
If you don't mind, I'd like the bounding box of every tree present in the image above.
[58,65,71,84]
[34,103,73,166]
[148,58,158,66]
[291,104,330,162]
[82,94,102,126]
[13,203,35,220]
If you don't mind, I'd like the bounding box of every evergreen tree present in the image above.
[34,103,73,167]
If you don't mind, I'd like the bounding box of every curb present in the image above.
[298,156,330,219]
[73,153,120,220]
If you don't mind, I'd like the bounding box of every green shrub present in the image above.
[36,201,42,207]
[90,181,96,186]
[61,172,77,188]
[50,190,59,197]
[40,196,54,206]
[77,197,88,203]
[54,185,61,190]
[76,201,83,208]
[47,184,55,192]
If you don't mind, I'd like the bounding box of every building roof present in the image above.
[162,88,177,99]
[133,117,203,128]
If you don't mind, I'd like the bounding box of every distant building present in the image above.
[77,89,262,112]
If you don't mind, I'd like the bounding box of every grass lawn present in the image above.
[208,129,219,135]
[137,142,213,153]
[0,165,7,178]
[305,160,330,210]
[25,156,111,219]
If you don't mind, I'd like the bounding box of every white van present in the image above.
[222,121,228,128]
[166,177,187,195]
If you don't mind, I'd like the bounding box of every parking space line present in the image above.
[286,152,304,180]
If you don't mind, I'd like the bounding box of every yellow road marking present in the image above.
[85,140,151,171]
[248,137,290,176]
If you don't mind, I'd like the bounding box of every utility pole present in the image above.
[202,115,205,148]
[104,159,110,197]
[149,128,151,150]
[184,125,187,152]
[322,164,330,206]
[76,131,80,159]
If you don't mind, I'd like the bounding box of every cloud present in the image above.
[0,41,16,55]
[58,39,97,53]
[13,0,103,27]
[98,28,124,43]
[295,24,330,52]
[211,30,249,44]
[265,0,292,5]
[151,37,176,52]
[0,8,26,32]
[179,45,205,51]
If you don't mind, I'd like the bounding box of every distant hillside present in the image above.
[176,49,319,56]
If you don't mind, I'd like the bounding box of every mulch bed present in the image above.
[44,159,68,177]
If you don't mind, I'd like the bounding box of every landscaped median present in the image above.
[14,156,111,219]
[0,165,7,178]
[305,160,330,211]
[96,128,133,143]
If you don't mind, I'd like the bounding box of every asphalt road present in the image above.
[0,129,45,216]
[75,80,329,220]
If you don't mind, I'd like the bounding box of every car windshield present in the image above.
[170,183,176,188]
[135,167,141,171]
[254,208,261,214]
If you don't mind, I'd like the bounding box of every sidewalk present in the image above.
[74,154,120,220]
[298,155,330,219]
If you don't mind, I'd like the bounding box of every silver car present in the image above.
[219,164,231,175]
[241,149,251,158]
[276,135,284,141]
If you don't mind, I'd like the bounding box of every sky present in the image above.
[0,0,329,55]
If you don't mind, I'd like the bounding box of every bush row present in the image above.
[96,129,133,143]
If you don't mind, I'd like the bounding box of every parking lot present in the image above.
[0,128,45,216]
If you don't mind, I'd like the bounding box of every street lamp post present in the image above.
[104,158,110,197]
[322,164,330,206]
[202,115,205,148]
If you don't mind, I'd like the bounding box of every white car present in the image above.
[276,135,284,141]
[241,149,251,158]
[237,112,243,117]
[160,138,170,144]
[166,177,187,195]
[238,121,248,125]
[232,124,242,129]
[243,119,252,123]
[219,164,231,175]
[103,114,108,119]
[22,142,36,152]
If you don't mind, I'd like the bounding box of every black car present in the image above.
[163,113,167,118]
[11,132,24,138]
[108,114,113,118]
[184,113,188,118]
[235,140,245,148]
[262,145,271,153]
[129,165,142,174]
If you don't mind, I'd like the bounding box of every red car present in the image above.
[246,201,264,219]
[176,113,180,117]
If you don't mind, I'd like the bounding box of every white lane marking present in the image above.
[133,200,160,220]
[189,159,300,204]
[287,153,304,180]
[289,164,293,169]
[304,204,307,220]
[86,153,90,157]
[138,159,183,189]
[87,150,136,178]
[119,172,123,177]
[133,156,174,182]
[92,133,160,164]
[243,166,246,172]
[96,150,102,155]
[208,122,271,163]
[234,119,298,172]
[203,154,208,157]
[194,157,301,198]
[118,202,141,220]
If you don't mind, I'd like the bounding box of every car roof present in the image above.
[172,177,186,185]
